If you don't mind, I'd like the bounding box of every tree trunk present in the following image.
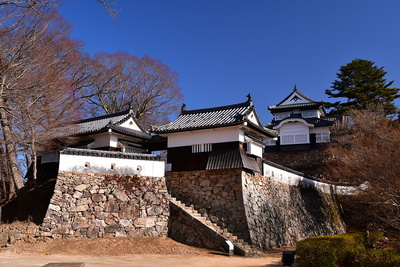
[31,134,38,188]
[0,84,24,192]
[0,144,10,200]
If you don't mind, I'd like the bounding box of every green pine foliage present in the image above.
[326,59,400,116]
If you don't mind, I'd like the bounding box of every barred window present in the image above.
[192,143,212,153]
[275,112,290,120]
[281,134,308,145]
[316,133,330,143]
[264,139,276,146]
[302,110,318,118]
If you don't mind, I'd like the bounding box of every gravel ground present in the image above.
[0,236,293,267]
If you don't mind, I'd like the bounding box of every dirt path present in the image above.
[0,252,284,267]
[0,237,292,267]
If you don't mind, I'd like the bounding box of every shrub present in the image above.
[295,232,396,267]
[296,233,365,267]
[355,249,400,267]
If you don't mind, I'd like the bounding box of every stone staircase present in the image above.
[169,197,261,256]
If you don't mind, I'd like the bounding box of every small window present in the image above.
[84,162,90,168]
[281,134,309,145]
[192,143,212,153]
[302,110,318,118]
[275,112,290,120]
[111,163,116,171]
[316,133,330,143]
[265,139,276,146]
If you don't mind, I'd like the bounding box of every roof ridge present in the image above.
[78,109,131,124]
[269,101,322,109]
[181,100,251,115]
[276,87,316,106]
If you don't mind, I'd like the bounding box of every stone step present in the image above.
[169,195,260,256]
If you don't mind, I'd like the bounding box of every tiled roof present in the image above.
[206,148,261,173]
[268,101,323,111]
[60,148,161,161]
[109,125,150,139]
[63,109,151,139]
[266,116,335,128]
[269,87,326,115]
[151,99,276,138]
[276,88,315,106]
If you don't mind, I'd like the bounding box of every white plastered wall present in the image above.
[279,121,310,144]
[119,117,142,131]
[92,132,119,149]
[247,142,263,157]
[59,154,165,177]
[166,126,245,148]
[247,111,259,125]
[263,162,362,195]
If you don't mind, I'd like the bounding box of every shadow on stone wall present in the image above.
[1,179,57,224]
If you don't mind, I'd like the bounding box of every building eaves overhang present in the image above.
[151,96,276,138]
[153,120,277,139]
[56,109,151,140]
[272,118,315,130]
[268,117,335,129]
[268,102,324,113]
[66,125,151,140]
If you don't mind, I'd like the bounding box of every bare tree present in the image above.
[0,3,85,196]
[81,52,183,128]
[324,109,400,232]
[96,0,119,23]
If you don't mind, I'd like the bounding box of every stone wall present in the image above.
[0,224,40,246]
[168,203,221,250]
[41,171,170,239]
[265,149,328,176]
[167,168,345,250]
[166,169,248,240]
[242,171,346,250]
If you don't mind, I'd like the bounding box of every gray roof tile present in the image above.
[64,109,150,139]
[152,99,276,137]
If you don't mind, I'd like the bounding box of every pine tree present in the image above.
[325,59,399,116]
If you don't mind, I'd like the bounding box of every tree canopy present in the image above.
[324,109,400,232]
[0,0,182,199]
[80,52,183,128]
[325,59,399,116]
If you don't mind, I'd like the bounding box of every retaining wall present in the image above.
[242,171,345,249]
[166,169,248,240]
[166,168,346,249]
[41,171,170,239]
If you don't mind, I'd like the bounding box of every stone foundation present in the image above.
[166,168,345,249]
[0,224,40,246]
[265,149,328,176]
[41,171,170,239]
[166,169,248,240]
[242,171,345,249]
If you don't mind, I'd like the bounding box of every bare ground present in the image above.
[0,236,293,267]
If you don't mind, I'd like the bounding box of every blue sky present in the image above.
[59,0,400,123]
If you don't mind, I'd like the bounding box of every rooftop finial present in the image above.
[246,93,253,105]
[181,103,186,112]
[294,84,297,91]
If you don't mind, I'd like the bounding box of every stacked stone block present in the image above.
[242,171,346,250]
[167,168,345,250]
[41,171,170,239]
[166,169,249,240]
[0,225,40,246]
